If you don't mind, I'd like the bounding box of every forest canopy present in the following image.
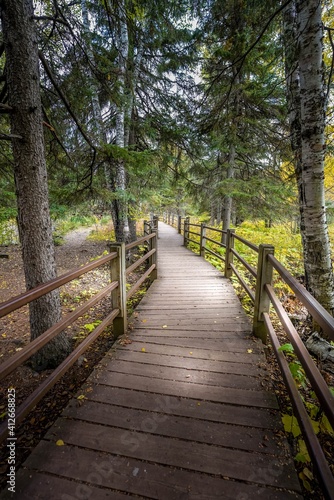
[1,0,334,316]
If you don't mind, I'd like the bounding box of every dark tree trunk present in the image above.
[1,0,70,369]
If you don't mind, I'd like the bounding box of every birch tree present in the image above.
[284,0,334,314]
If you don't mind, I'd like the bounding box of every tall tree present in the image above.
[0,0,70,369]
[284,0,334,314]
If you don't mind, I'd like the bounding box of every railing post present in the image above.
[168,212,171,225]
[183,216,189,247]
[253,244,274,344]
[200,223,206,257]
[224,229,235,278]
[149,230,158,282]
[177,215,182,234]
[153,215,159,233]
[109,242,127,338]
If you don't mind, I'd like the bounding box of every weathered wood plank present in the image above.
[84,385,282,429]
[130,336,261,352]
[93,371,278,409]
[62,399,287,455]
[44,418,300,491]
[102,359,263,390]
[113,349,263,376]
[117,341,264,363]
[22,441,302,500]
[0,469,136,500]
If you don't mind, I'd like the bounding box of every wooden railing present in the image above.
[165,215,334,497]
[0,229,157,444]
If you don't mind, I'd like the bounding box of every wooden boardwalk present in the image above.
[2,222,302,499]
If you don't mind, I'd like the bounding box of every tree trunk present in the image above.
[112,0,130,242]
[222,143,235,244]
[1,0,70,369]
[296,0,334,314]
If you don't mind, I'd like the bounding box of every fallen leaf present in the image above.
[56,439,65,446]
[189,351,193,355]
[1,334,6,338]
[141,347,146,353]
[77,394,86,400]
[247,349,253,353]
[162,325,168,328]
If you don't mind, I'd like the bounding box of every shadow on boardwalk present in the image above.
[0,222,302,499]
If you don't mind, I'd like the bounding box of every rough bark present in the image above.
[1,0,70,369]
[296,0,334,314]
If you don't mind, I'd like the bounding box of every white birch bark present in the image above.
[296,0,334,313]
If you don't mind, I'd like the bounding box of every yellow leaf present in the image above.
[162,325,168,328]
[247,349,253,353]
[189,351,193,355]
[142,319,147,323]
[77,394,86,400]
[56,439,65,446]
[141,347,146,353]
[1,333,6,338]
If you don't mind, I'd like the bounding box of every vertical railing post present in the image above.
[109,242,127,338]
[183,216,189,247]
[168,212,171,225]
[172,213,175,226]
[177,215,182,234]
[200,223,206,257]
[149,230,158,282]
[224,229,235,278]
[253,244,274,344]
[152,215,159,238]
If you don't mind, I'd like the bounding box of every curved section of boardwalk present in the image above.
[1,223,302,499]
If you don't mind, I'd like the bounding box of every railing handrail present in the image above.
[268,253,334,338]
[0,225,158,445]
[0,252,118,318]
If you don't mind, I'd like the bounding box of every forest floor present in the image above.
[0,226,147,490]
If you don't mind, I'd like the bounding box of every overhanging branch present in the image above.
[38,51,96,152]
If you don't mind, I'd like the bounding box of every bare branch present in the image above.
[0,133,23,140]
[0,104,13,113]
[32,15,70,27]
[324,26,334,106]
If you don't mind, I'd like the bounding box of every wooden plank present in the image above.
[22,441,302,500]
[43,418,300,491]
[129,329,254,339]
[0,469,135,500]
[130,337,261,352]
[85,385,281,429]
[102,360,263,390]
[113,349,263,376]
[63,399,288,455]
[117,341,264,363]
[93,371,278,409]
